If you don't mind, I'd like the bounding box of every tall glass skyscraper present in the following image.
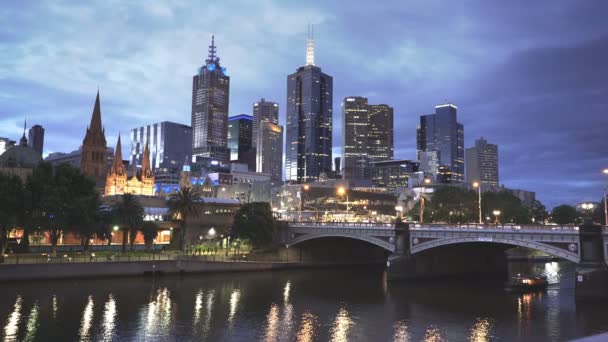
[466,137,498,186]
[416,104,464,183]
[191,36,230,163]
[285,27,333,183]
[252,98,279,148]
[227,114,255,171]
[130,121,192,172]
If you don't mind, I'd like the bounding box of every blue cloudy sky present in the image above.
[1,0,607,208]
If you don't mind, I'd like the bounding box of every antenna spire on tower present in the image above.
[208,35,217,62]
[306,24,315,66]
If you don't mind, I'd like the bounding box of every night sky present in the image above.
[1,1,607,208]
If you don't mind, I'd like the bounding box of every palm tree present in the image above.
[140,221,158,252]
[167,188,202,251]
[112,194,144,253]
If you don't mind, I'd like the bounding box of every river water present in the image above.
[1,262,608,341]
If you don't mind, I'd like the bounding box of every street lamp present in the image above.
[492,210,501,224]
[299,184,310,222]
[395,206,403,220]
[208,227,216,238]
[420,178,431,224]
[113,225,119,231]
[472,181,482,224]
[602,168,608,226]
[337,186,349,219]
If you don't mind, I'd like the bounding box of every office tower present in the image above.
[192,36,230,163]
[368,104,394,161]
[334,157,341,176]
[227,114,255,171]
[342,96,370,180]
[342,97,395,180]
[252,98,279,147]
[416,103,464,183]
[466,137,499,186]
[256,121,283,182]
[130,121,192,173]
[80,90,108,182]
[371,160,419,190]
[27,124,44,155]
[285,25,333,183]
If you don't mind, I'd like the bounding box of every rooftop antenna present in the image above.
[306,24,315,66]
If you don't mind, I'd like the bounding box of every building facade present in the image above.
[256,121,283,182]
[46,147,114,170]
[130,121,192,174]
[27,124,44,156]
[342,97,394,180]
[105,135,155,196]
[227,114,255,171]
[416,104,464,183]
[370,160,419,190]
[285,29,333,183]
[191,36,230,163]
[252,98,279,148]
[80,91,108,183]
[466,137,499,186]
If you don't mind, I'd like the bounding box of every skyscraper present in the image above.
[252,98,279,147]
[28,124,44,156]
[342,96,370,180]
[466,137,499,186]
[416,104,464,183]
[342,97,394,180]
[80,90,108,183]
[192,36,230,163]
[130,121,192,173]
[256,121,283,182]
[227,114,255,170]
[285,26,333,183]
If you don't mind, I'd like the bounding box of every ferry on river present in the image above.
[505,274,548,292]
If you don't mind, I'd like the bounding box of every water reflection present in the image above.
[423,326,445,342]
[52,295,58,319]
[393,319,410,342]
[193,290,204,326]
[469,318,493,342]
[142,288,172,339]
[23,301,39,342]
[543,262,561,284]
[296,312,317,342]
[78,295,94,342]
[3,295,22,342]
[330,307,353,342]
[101,295,117,342]
[202,290,215,336]
[283,281,291,303]
[264,303,280,341]
[228,289,240,324]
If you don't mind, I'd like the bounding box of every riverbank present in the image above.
[0,257,384,282]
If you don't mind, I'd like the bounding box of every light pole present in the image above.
[602,169,608,226]
[394,206,403,220]
[298,184,310,222]
[337,186,349,219]
[419,178,431,223]
[493,210,501,225]
[473,181,482,224]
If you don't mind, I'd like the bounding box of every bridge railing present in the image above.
[411,223,579,232]
[289,222,395,229]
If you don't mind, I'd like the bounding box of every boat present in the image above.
[505,274,548,292]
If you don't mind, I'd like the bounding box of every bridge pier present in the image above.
[575,221,608,301]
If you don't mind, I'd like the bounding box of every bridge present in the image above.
[286,222,608,264]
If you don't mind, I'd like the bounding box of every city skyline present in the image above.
[1,1,608,206]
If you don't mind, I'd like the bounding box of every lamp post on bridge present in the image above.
[298,184,310,222]
[472,181,482,224]
[492,210,501,224]
[337,186,349,219]
[602,168,608,226]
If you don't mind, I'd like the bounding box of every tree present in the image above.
[0,172,24,262]
[529,200,549,224]
[96,207,116,246]
[428,186,477,223]
[232,202,276,248]
[167,188,202,251]
[26,163,100,257]
[481,191,531,224]
[551,205,578,225]
[112,194,144,252]
[140,221,158,251]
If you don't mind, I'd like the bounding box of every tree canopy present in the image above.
[232,202,276,247]
[551,205,579,225]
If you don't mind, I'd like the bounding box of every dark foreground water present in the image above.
[1,262,608,341]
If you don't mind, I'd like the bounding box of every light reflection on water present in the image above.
[3,295,22,341]
[78,295,94,342]
[1,261,607,341]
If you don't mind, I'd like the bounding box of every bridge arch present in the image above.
[289,233,395,253]
[411,237,579,263]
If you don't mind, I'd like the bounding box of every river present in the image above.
[1,261,608,341]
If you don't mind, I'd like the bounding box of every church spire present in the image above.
[110,133,124,175]
[306,24,315,66]
[141,141,152,177]
[89,90,102,132]
[19,118,27,146]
